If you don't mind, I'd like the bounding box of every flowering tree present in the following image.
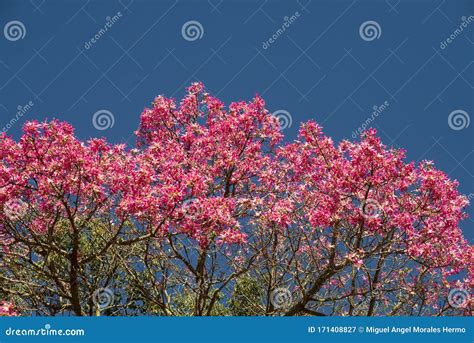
[251,122,472,316]
[0,84,472,316]
[0,121,161,315]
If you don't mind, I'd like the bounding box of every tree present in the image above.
[251,122,472,316]
[0,83,472,316]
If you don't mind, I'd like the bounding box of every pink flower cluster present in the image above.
[0,301,17,316]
